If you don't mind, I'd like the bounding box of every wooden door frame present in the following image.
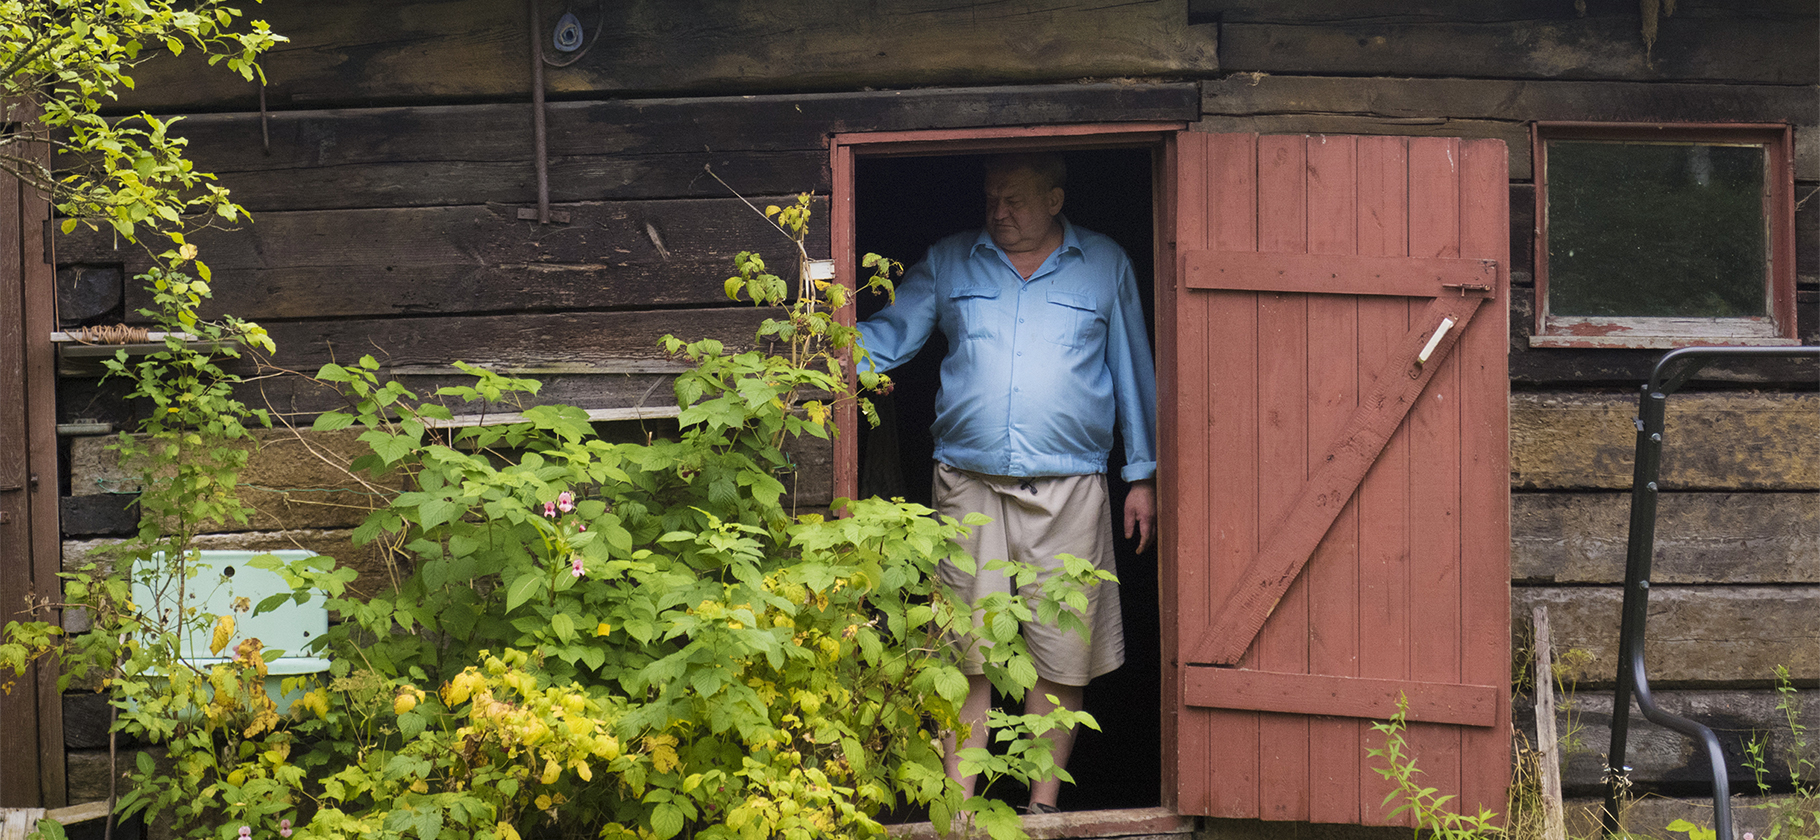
[1,98,68,807]
[827,122,1185,809]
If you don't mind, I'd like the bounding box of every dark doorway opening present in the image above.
[852,147,1161,811]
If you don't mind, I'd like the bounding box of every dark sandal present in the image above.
[1020,803,1061,815]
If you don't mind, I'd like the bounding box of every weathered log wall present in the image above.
[50,0,1818,815]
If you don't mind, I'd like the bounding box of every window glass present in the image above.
[1545,140,1767,319]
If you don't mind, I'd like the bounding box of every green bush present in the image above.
[11,196,1100,840]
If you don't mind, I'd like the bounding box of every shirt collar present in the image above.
[971,215,1083,274]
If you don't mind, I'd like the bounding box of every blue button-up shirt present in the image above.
[857,219,1158,482]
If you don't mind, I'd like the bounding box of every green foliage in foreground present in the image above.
[3,0,284,258]
[8,195,1103,840]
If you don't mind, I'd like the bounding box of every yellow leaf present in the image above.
[595,622,612,636]
[534,795,553,811]
[496,824,521,840]
[209,614,235,655]
[540,758,561,785]
[393,691,417,716]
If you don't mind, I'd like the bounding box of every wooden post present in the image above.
[1533,606,1568,840]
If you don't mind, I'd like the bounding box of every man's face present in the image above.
[984,166,1064,254]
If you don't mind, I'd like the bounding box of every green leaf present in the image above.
[550,612,576,643]
[650,803,685,840]
[397,710,425,740]
[311,411,355,432]
[417,498,459,531]
[504,574,543,612]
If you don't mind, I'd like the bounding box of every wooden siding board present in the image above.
[1509,392,1820,491]
[1512,586,1820,685]
[56,199,828,321]
[113,1,1216,111]
[253,307,769,372]
[1512,491,1820,585]
[1508,289,1820,385]
[1520,689,1820,793]
[1199,76,1820,181]
[1213,5,1818,85]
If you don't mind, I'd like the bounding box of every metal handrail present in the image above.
[1600,346,1820,839]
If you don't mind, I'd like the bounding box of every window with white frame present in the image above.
[1531,122,1797,348]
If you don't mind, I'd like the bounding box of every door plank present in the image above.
[1253,133,1312,823]
[1188,288,1488,666]
[1353,134,1417,824]
[1457,137,1516,810]
[1182,668,1501,727]
[1199,131,1262,818]
[1403,135,1469,808]
[1304,134,1363,826]
[1183,250,1497,297]
[1169,131,1215,816]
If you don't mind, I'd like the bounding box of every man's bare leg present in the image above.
[1024,677,1084,810]
[944,674,995,798]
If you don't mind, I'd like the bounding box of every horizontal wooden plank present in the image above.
[1509,289,1820,385]
[1183,667,1500,727]
[1184,250,1497,297]
[57,199,829,321]
[1513,492,1820,585]
[143,84,1195,209]
[1213,3,1817,85]
[1201,76,1820,180]
[113,1,1216,111]
[59,493,137,537]
[1512,586,1820,685]
[1566,795,1798,840]
[1513,688,1820,794]
[252,307,770,371]
[1510,391,1820,491]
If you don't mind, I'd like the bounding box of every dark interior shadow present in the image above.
[853,147,1161,811]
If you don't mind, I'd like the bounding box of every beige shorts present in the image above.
[933,462,1125,686]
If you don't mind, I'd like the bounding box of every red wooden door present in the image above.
[1161,132,1509,824]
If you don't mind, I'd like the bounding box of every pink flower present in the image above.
[543,501,557,518]
[557,491,575,513]
[280,820,293,838]
[578,523,587,532]
[238,829,251,840]
[571,556,586,578]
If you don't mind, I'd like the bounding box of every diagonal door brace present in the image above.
[1189,289,1489,666]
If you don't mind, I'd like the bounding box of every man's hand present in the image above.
[1123,480,1156,554]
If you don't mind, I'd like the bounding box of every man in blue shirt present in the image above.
[857,153,1157,813]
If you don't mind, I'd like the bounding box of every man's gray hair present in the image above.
[985,153,1067,191]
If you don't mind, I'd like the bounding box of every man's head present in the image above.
[984,154,1066,254]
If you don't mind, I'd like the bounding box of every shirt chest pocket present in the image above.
[1042,290,1103,349]
[946,284,1001,341]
